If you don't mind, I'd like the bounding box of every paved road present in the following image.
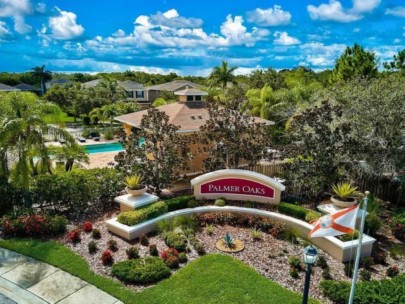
[0,248,123,304]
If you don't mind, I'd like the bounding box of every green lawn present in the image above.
[0,239,320,304]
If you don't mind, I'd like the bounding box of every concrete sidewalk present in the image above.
[0,248,123,304]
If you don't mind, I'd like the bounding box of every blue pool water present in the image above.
[85,143,124,154]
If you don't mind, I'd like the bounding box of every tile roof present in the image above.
[14,83,38,91]
[115,102,273,132]
[81,79,144,90]
[0,83,20,91]
[174,88,208,96]
[145,80,200,92]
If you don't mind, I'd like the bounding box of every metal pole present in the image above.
[348,191,369,304]
[302,264,311,304]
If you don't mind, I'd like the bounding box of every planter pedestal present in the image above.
[115,193,159,212]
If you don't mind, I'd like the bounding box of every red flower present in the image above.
[101,250,113,265]
[67,229,81,243]
[82,222,93,233]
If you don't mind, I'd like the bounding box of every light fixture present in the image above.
[303,245,318,265]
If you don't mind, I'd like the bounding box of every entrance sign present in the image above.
[191,169,285,204]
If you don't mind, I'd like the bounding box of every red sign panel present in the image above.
[201,178,275,198]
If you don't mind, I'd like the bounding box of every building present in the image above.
[144,80,201,105]
[0,83,21,92]
[45,79,71,90]
[81,79,147,103]
[115,88,273,174]
[14,83,40,93]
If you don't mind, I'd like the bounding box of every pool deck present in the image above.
[84,152,119,169]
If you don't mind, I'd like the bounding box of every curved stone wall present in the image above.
[106,205,375,262]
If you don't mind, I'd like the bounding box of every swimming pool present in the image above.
[84,143,124,154]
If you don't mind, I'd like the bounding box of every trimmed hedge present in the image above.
[320,274,405,304]
[165,195,194,212]
[118,201,168,226]
[278,202,321,222]
[164,232,187,252]
[112,257,171,284]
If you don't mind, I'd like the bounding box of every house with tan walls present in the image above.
[115,87,273,174]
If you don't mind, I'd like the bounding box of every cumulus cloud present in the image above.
[0,0,33,33]
[0,20,10,37]
[307,0,361,22]
[300,42,346,67]
[386,7,405,17]
[87,9,268,51]
[49,7,84,40]
[247,5,291,26]
[273,31,300,45]
[352,0,381,13]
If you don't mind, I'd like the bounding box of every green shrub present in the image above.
[118,201,168,226]
[126,246,139,259]
[316,255,328,269]
[322,267,332,280]
[149,244,158,256]
[321,274,405,304]
[305,211,321,223]
[111,257,171,284]
[289,267,299,279]
[360,269,371,281]
[103,129,114,140]
[187,200,199,208]
[389,244,405,258]
[165,195,194,212]
[164,232,186,252]
[164,255,179,269]
[92,229,101,239]
[365,211,382,236]
[338,230,359,242]
[285,227,300,244]
[178,252,188,263]
[205,224,215,235]
[88,241,97,254]
[387,265,399,277]
[140,234,149,246]
[392,211,405,242]
[278,202,321,222]
[288,256,303,271]
[108,240,118,252]
[81,128,91,138]
[360,257,373,270]
[344,263,354,277]
[214,198,226,207]
[31,168,122,213]
[251,227,262,240]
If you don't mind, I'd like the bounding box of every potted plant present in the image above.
[124,174,147,196]
[331,182,358,207]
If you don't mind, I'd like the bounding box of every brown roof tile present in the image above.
[115,102,273,132]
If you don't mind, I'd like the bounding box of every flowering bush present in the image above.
[101,250,114,265]
[67,229,81,243]
[161,248,179,261]
[1,214,67,238]
[82,222,93,233]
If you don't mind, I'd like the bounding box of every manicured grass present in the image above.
[0,239,320,304]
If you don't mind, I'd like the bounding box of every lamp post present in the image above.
[302,246,318,304]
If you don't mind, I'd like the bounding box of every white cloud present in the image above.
[386,7,405,17]
[300,42,346,67]
[307,1,361,23]
[220,15,269,47]
[49,7,84,40]
[247,5,291,26]
[273,31,300,45]
[51,57,181,74]
[394,38,401,44]
[352,0,381,13]
[0,20,10,36]
[0,0,33,33]
[87,9,268,51]
[35,2,46,14]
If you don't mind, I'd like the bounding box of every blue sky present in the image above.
[0,0,404,75]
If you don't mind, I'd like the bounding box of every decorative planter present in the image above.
[125,186,147,196]
[331,195,357,208]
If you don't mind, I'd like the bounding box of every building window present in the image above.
[127,91,134,98]
[195,95,202,101]
[136,90,144,99]
[187,95,194,102]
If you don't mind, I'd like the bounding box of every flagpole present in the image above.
[348,191,369,304]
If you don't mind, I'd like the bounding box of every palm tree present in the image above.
[98,78,127,103]
[208,61,238,89]
[31,65,52,95]
[0,92,74,202]
[48,143,89,172]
